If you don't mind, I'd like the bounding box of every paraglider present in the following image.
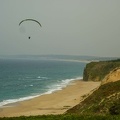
[19,19,42,39]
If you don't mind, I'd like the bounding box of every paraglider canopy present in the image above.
[19,19,42,27]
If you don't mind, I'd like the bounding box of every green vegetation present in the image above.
[0,115,120,120]
[83,59,120,81]
[109,100,120,115]
[67,80,120,115]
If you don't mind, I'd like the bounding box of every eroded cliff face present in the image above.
[83,60,120,82]
[102,67,120,85]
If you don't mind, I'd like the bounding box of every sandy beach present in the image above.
[0,80,101,117]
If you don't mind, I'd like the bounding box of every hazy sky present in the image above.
[0,0,120,57]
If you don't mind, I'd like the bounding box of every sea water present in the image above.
[0,57,86,107]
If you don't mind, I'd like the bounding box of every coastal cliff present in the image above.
[83,59,120,81]
[67,59,120,115]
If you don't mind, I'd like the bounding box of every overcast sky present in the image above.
[0,0,120,57]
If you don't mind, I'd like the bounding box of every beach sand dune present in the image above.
[0,80,100,117]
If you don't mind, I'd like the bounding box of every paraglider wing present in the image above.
[19,19,42,27]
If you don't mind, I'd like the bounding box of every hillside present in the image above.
[66,80,120,115]
[66,59,120,115]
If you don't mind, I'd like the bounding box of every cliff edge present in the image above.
[83,59,120,82]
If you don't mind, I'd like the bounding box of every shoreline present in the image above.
[0,80,101,117]
[0,77,83,108]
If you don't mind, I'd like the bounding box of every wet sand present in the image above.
[0,80,101,117]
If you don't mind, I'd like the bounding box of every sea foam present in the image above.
[0,76,82,108]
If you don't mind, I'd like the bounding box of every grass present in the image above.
[0,115,120,120]
[67,80,120,115]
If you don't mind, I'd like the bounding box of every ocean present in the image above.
[0,56,87,107]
